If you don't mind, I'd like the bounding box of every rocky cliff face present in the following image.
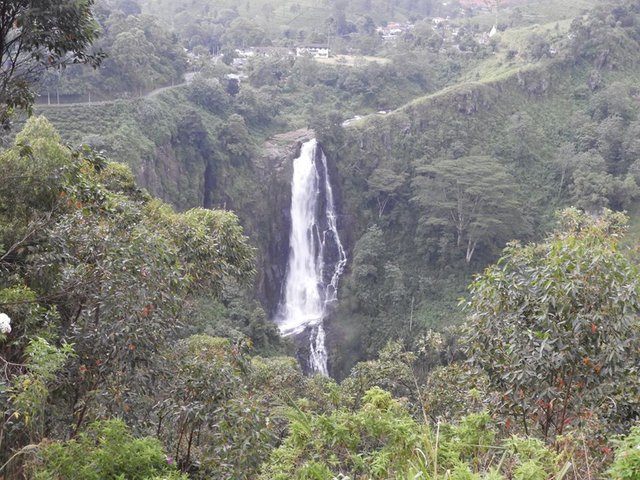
[131,123,316,318]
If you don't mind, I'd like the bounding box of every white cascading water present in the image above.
[277,139,347,375]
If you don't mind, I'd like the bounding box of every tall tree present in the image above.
[0,117,256,463]
[0,0,102,128]
[367,167,406,218]
[411,156,523,263]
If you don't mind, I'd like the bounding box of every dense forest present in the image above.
[1,0,640,478]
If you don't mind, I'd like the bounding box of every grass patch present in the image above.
[471,0,596,28]
[458,19,573,83]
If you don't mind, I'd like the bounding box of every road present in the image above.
[36,72,199,108]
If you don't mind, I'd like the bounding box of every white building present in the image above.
[296,44,330,58]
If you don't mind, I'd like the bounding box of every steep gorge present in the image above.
[33,4,640,375]
[321,59,640,375]
[34,93,314,320]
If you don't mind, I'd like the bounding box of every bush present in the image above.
[29,419,186,480]
[608,424,640,479]
[259,387,567,480]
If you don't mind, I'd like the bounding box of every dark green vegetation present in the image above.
[329,0,640,376]
[466,209,640,438]
[30,420,188,480]
[2,157,638,477]
[0,0,103,128]
[141,0,448,53]
[0,117,285,478]
[1,0,640,478]
[40,1,186,101]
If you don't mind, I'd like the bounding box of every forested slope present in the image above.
[34,0,640,378]
[308,0,640,375]
[2,0,640,478]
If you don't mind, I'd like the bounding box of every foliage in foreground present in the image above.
[466,208,640,440]
[0,117,257,473]
[0,0,103,128]
[608,424,640,480]
[260,387,570,480]
[28,419,186,480]
[1,112,640,479]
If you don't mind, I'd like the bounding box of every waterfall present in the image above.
[277,139,347,375]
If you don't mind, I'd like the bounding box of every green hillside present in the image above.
[36,0,640,372]
[3,0,640,478]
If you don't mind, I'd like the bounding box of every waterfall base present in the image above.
[286,322,330,376]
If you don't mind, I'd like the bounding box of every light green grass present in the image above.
[510,0,596,22]
[458,18,572,83]
[470,0,597,28]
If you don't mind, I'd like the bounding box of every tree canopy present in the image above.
[0,0,103,128]
[412,156,524,263]
[0,117,257,471]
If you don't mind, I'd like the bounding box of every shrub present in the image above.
[29,419,186,480]
[608,424,640,479]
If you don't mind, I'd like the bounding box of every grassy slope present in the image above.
[460,20,572,82]
[34,86,271,212]
[471,0,596,28]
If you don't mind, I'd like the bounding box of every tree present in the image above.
[588,82,634,122]
[222,18,268,47]
[341,341,417,407]
[409,20,443,51]
[526,33,551,60]
[247,57,288,88]
[107,29,156,94]
[157,336,274,478]
[367,167,406,218]
[345,225,385,313]
[0,0,102,128]
[465,208,640,439]
[0,118,256,465]
[220,113,254,162]
[495,111,546,164]
[115,0,142,15]
[0,115,71,268]
[569,150,615,213]
[29,419,187,480]
[187,76,230,114]
[411,156,523,263]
